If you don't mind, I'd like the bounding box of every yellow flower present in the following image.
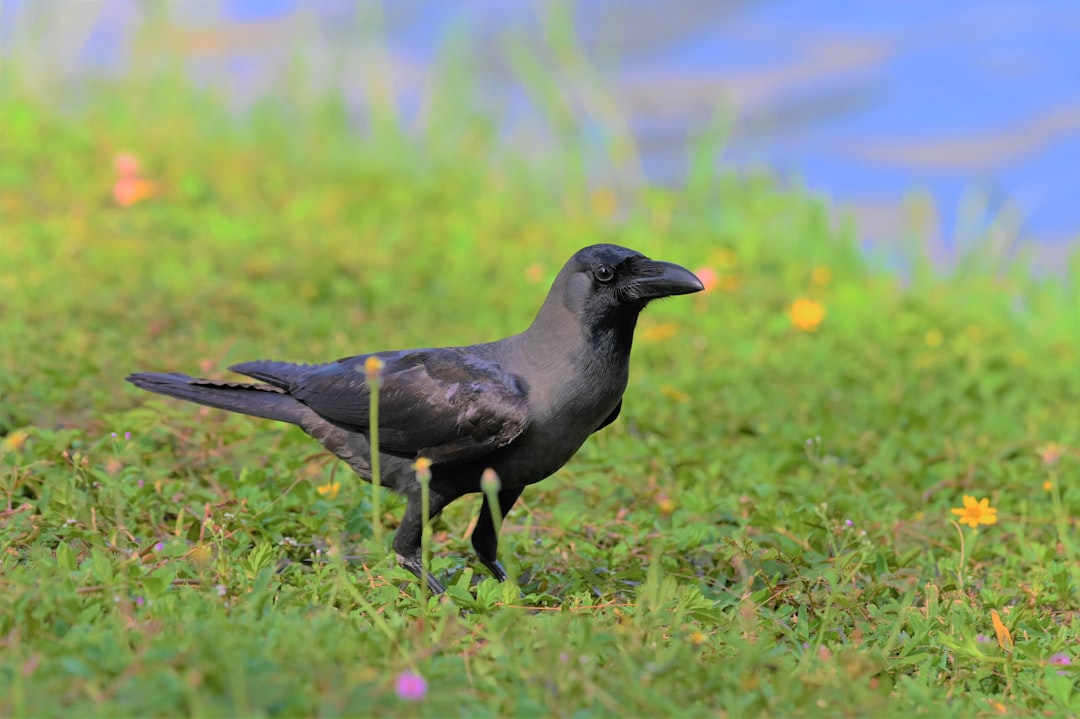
[363,355,384,381]
[414,457,433,481]
[789,298,825,332]
[951,495,997,528]
[1043,480,1053,492]
[2,429,29,452]
[316,481,340,499]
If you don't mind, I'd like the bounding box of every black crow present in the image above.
[128,244,703,593]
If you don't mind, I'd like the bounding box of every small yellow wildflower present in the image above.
[951,495,997,528]
[789,298,825,331]
[689,630,707,646]
[1036,442,1064,467]
[316,481,340,499]
[363,355,384,381]
[2,428,29,452]
[1043,480,1053,492]
[414,457,433,480]
[811,266,832,286]
[925,329,944,347]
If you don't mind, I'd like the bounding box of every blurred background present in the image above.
[2,0,1079,267]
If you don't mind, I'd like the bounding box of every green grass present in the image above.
[2,42,1080,718]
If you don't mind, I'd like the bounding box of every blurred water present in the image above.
[3,0,1078,261]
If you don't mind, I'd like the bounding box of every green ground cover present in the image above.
[1,52,1079,717]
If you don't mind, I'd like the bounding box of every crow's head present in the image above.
[558,244,703,315]
[531,244,703,348]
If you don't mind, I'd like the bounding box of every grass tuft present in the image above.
[1,36,1079,718]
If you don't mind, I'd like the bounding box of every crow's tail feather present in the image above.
[126,372,307,425]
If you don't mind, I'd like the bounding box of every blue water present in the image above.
[3,0,1078,258]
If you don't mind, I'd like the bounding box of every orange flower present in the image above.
[951,495,997,528]
[524,263,545,283]
[990,609,1013,651]
[789,298,825,331]
[414,457,433,480]
[641,322,677,343]
[113,177,156,206]
[363,356,384,381]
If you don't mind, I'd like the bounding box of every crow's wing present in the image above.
[233,349,530,465]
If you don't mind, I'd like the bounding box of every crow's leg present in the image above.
[393,489,455,594]
[471,487,524,581]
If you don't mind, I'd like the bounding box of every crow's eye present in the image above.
[593,265,615,283]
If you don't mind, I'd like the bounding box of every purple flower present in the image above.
[154,542,165,552]
[394,672,427,701]
[134,596,145,607]
[124,431,131,440]
[215,584,227,597]
[976,634,990,643]
[111,432,118,438]
[844,519,854,528]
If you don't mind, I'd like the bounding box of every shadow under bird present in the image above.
[128,244,703,593]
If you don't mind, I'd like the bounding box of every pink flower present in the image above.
[694,266,718,293]
[112,152,155,206]
[114,152,140,177]
[1051,652,1071,675]
[394,671,427,701]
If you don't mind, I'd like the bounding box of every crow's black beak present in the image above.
[631,259,705,299]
